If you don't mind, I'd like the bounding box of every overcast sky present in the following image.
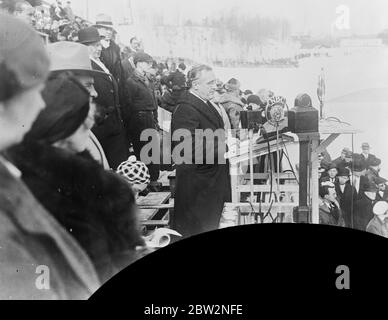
[69,0,388,36]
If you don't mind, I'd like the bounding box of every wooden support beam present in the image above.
[314,133,339,154]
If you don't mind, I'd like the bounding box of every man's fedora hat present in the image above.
[78,27,103,45]
[47,42,107,76]
[94,13,116,31]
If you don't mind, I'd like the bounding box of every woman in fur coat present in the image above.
[7,74,145,284]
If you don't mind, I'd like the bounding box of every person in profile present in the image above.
[319,182,345,226]
[0,12,100,299]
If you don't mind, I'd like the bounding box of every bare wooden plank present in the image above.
[138,209,158,221]
[137,192,171,206]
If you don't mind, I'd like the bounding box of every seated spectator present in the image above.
[366,201,388,238]
[7,74,145,284]
[319,182,344,226]
[0,12,99,299]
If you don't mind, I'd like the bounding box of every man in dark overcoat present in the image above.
[78,26,130,169]
[171,65,231,238]
[335,167,357,228]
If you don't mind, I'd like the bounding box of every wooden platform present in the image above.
[138,192,173,227]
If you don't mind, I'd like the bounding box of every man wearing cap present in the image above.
[78,27,130,169]
[366,157,381,186]
[335,167,357,228]
[366,201,388,238]
[123,51,161,189]
[375,177,388,201]
[333,148,352,171]
[353,182,378,231]
[47,41,110,169]
[359,142,378,170]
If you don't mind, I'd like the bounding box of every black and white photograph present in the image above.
[1,0,388,308]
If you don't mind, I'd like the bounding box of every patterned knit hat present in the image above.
[117,156,150,185]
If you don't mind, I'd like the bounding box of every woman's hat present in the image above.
[117,156,150,185]
[25,75,90,144]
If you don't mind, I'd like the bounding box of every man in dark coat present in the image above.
[94,14,125,101]
[123,52,161,187]
[350,158,370,200]
[335,167,357,228]
[171,64,231,238]
[78,26,130,169]
[353,183,378,231]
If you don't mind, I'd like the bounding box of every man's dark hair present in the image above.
[186,64,212,88]
[130,37,138,44]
